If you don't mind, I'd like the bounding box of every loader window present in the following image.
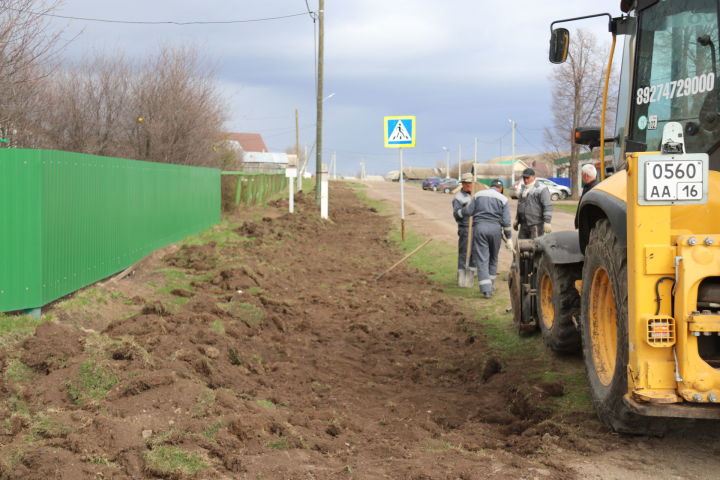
[629,0,720,156]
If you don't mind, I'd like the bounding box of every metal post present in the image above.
[288,177,295,213]
[320,163,329,219]
[399,147,405,241]
[315,0,325,202]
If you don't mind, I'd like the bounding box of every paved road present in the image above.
[359,180,577,272]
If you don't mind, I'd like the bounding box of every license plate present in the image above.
[639,154,708,205]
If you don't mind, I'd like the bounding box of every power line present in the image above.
[303,0,317,20]
[516,127,543,152]
[14,7,310,25]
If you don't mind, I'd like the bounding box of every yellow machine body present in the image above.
[592,157,720,411]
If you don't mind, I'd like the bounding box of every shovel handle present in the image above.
[464,216,474,269]
[464,183,479,270]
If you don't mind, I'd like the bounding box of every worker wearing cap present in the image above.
[452,173,476,278]
[461,178,512,298]
[513,168,553,239]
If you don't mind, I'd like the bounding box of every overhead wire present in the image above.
[516,127,543,152]
[12,7,311,25]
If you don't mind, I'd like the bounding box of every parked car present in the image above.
[422,177,444,191]
[509,178,571,201]
[438,178,459,193]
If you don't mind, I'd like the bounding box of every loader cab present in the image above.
[627,0,720,171]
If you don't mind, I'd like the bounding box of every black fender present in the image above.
[576,189,627,253]
[533,230,583,265]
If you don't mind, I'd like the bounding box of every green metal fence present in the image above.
[221,172,288,208]
[0,149,220,311]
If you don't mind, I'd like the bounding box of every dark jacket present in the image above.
[574,178,599,228]
[515,181,552,228]
[452,190,473,227]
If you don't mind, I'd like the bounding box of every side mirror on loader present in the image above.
[574,127,601,149]
[549,28,569,64]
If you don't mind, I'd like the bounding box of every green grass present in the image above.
[210,319,225,334]
[218,302,263,327]
[30,414,70,439]
[202,420,223,441]
[144,446,209,475]
[0,314,50,345]
[5,359,32,383]
[181,220,245,247]
[256,399,276,410]
[553,202,579,214]
[67,360,119,404]
[351,187,386,214]
[191,389,216,418]
[9,394,30,416]
[344,181,367,189]
[266,437,290,450]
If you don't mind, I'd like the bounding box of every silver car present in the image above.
[510,178,571,201]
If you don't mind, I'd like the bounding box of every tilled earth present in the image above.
[0,183,654,479]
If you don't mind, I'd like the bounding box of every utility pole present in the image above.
[295,108,300,168]
[473,137,477,179]
[458,144,462,180]
[442,146,449,178]
[315,0,325,201]
[509,119,517,185]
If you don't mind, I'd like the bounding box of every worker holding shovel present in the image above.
[452,173,476,286]
[461,179,512,298]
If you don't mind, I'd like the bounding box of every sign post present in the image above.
[384,115,416,241]
[285,167,298,214]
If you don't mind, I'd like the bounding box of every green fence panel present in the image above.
[0,149,221,311]
[221,172,287,208]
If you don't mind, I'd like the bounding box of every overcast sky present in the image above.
[48,1,617,176]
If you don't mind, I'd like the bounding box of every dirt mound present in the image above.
[20,322,83,374]
[0,184,593,479]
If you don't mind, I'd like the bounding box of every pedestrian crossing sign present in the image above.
[384,116,416,148]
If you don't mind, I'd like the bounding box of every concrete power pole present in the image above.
[509,119,517,185]
[295,108,300,168]
[315,0,325,201]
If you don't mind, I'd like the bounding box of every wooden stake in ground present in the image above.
[372,239,432,281]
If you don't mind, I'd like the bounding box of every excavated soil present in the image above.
[0,184,645,479]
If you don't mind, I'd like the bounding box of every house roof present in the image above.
[223,132,268,153]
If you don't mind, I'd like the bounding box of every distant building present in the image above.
[242,152,297,174]
[222,132,268,153]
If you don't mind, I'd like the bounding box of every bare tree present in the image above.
[39,55,134,156]
[545,29,617,198]
[37,46,229,167]
[132,46,227,167]
[0,0,64,146]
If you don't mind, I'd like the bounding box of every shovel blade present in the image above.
[457,269,475,288]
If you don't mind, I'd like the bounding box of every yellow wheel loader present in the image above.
[510,0,720,434]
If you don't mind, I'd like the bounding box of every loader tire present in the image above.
[536,254,581,354]
[581,219,666,435]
